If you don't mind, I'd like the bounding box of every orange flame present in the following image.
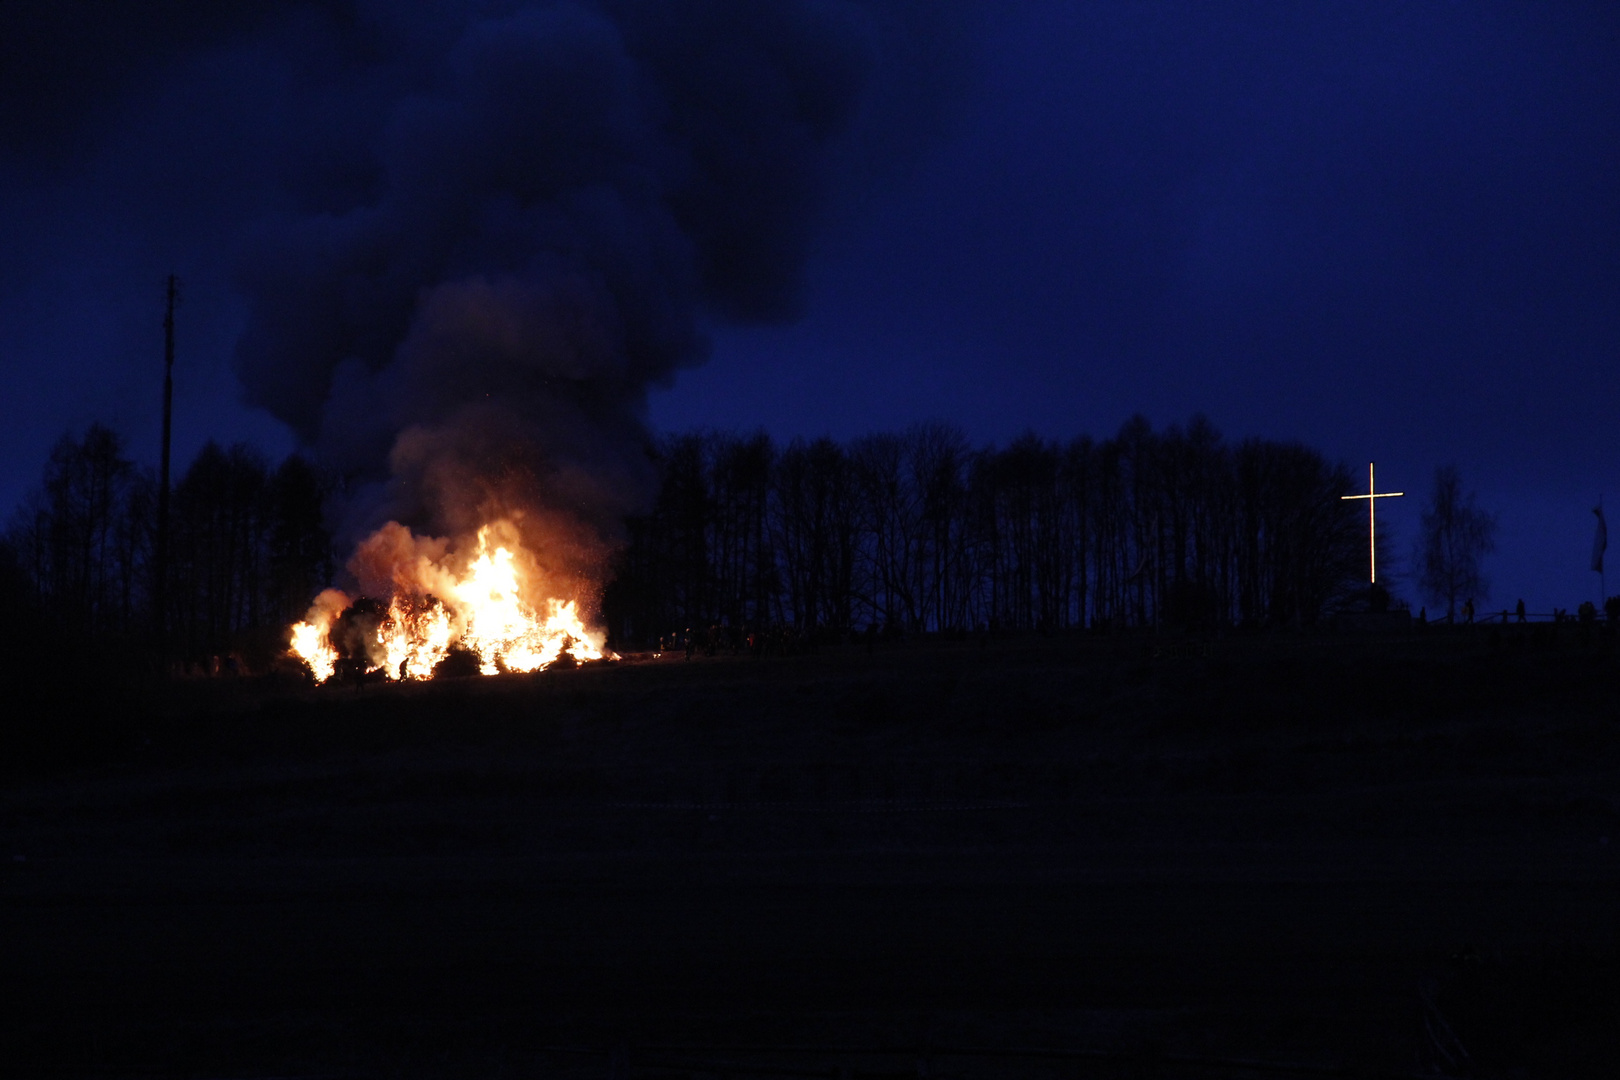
[290,587,348,683]
[289,523,609,683]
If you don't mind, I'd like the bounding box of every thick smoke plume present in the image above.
[227,0,923,610]
[0,0,972,627]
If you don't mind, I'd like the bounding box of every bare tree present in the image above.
[1417,465,1496,619]
[3,425,151,641]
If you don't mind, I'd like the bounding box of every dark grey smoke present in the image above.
[218,0,961,593]
[0,0,976,599]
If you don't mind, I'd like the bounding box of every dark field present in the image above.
[3,631,1619,1078]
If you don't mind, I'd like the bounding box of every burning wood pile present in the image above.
[289,520,608,683]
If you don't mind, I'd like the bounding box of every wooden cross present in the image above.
[1341,462,1402,584]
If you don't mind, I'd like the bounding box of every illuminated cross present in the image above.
[1341,462,1403,584]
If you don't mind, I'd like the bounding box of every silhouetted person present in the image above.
[398,658,409,681]
[1516,599,1526,623]
[1463,598,1474,624]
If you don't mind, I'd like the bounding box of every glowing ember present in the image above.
[288,524,608,683]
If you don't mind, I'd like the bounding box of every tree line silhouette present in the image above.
[1,416,1370,671]
[1,424,330,671]
[605,417,1366,644]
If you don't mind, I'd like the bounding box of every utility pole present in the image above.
[155,274,179,660]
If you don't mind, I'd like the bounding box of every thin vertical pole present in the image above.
[1368,462,1377,584]
[155,274,178,659]
[1341,462,1402,588]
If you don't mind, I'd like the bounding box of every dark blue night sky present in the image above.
[3,1,1618,610]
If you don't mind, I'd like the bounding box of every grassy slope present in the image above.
[3,630,1618,1076]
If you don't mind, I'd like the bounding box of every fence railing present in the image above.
[1422,609,1608,626]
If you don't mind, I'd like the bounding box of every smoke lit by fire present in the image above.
[226,3,947,685]
[290,521,608,683]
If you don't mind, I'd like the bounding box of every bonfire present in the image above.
[289,521,609,683]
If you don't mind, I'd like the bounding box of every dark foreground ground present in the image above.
[3,630,1619,1079]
